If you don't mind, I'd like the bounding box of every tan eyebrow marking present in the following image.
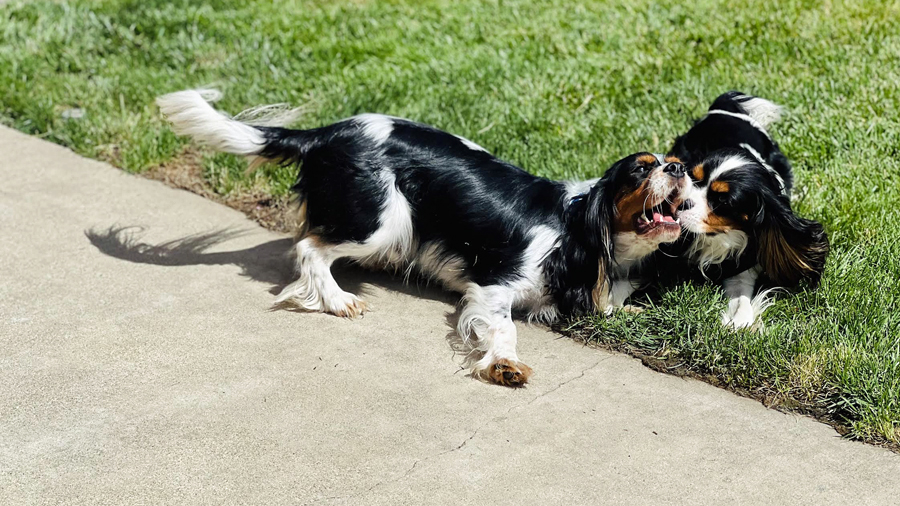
[637,153,657,164]
[710,180,730,193]
[692,164,704,180]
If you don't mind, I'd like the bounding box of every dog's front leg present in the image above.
[604,279,640,315]
[459,284,532,387]
[722,266,760,328]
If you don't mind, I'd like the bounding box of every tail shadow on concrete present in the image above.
[85,225,460,306]
[85,226,293,287]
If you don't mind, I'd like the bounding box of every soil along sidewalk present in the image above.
[1,125,897,505]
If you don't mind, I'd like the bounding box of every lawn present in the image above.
[2,0,898,447]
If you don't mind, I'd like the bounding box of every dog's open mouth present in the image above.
[633,194,681,235]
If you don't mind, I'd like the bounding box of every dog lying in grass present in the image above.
[658,92,829,328]
[157,89,689,386]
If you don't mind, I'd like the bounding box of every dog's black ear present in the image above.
[583,178,616,309]
[755,190,829,287]
[545,177,616,316]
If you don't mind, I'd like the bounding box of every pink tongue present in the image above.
[653,211,676,223]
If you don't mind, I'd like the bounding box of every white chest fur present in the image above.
[611,232,660,276]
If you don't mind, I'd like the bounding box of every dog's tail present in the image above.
[709,91,783,130]
[156,89,313,168]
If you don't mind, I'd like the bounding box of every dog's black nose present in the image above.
[677,199,694,211]
[664,162,686,178]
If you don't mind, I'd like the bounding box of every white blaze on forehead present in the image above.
[709,154,752,182]
[455,134,488,152]
[648,166,675,199]
[648,159,689,203]
[354,113,394,144]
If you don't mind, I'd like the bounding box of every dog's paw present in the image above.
[721,309,755,329]
[604,304,643,315]
[486,358,533,387]
[328,293,369,319]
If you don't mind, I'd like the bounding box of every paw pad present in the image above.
[487,358,533,387]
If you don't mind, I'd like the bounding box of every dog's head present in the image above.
[602,152,690,242]
[679,150,829,286]
[581,152,690,307]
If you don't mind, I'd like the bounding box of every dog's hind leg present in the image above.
[459,284,533,387]
[274,236,368,318]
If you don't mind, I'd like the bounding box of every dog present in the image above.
[156,89,689,386]
[660,91,829,328]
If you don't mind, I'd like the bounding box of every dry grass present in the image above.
[143,149,298,234]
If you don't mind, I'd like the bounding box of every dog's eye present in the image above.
[708,192,732,210]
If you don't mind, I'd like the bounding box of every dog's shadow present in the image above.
[85,225,461,301]
[85,225,469,348]
[85,226,290,285]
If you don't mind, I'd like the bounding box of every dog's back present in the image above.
[669,91,792,195]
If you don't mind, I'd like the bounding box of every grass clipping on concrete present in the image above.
[1,0,898,447]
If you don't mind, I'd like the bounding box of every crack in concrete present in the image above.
[311,358,608,504]
[525,358,606,406]
[312,428,480,505]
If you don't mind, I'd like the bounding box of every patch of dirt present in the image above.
[143,148,297,234]
[559,320,900,454]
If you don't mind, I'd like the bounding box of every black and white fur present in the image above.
[156,89,688,386]
[663,91,829,328]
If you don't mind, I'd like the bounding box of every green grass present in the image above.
[2,0,898,445]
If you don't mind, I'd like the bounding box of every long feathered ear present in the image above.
[756,191,829,287]
[583,179,616,310]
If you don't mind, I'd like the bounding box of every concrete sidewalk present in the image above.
[0,125,897,505]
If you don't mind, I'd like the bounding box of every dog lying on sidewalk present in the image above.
[157,89,688,386]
